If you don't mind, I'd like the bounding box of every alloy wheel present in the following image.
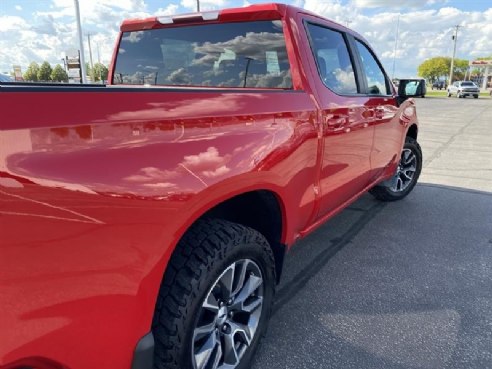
[390,148,417,193]
[192,259,264,369]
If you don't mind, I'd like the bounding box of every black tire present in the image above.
[474,95,478,99]
[152,219,276,369]
[447,91,451,97]
[370,137,422,202]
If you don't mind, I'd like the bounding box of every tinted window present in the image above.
[114,21,292,89]
[355,40,390,95]
[306,23,357,94]
[461,81,474,86]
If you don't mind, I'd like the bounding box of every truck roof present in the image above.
[120,3,345,32]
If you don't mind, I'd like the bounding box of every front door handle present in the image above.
[374,107,385,119]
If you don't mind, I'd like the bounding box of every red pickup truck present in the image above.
[0,4,422,369]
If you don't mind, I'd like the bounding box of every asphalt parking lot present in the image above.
[252,97,492,369]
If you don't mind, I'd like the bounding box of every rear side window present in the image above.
[114,20,292,89]
[305,23,358,95]
[355,40,391,95]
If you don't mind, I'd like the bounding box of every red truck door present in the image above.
[351,38,401,180]
[302,20,374,219]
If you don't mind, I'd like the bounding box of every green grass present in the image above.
[425,90,491,98]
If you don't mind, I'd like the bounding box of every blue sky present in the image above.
[1,0,491,78]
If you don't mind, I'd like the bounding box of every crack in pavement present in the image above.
[423,104,491,168]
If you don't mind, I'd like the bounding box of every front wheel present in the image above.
[370,137,422,202]
[447,91,451,97]
[152,219,276,369]
[474,95,479,99]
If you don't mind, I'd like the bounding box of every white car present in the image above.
[0,74,13,82]
[447,81,480,98]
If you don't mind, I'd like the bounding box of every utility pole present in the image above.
[74,0,87,83]
[96,42,101,64]
[344,19,352,27]
[391,13,400,80]
[448,25,462,86]
[87,33,94,71]
[87,33,94,83]
[196,0,200,12]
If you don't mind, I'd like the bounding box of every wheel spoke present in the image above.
[211,339,222,369]
[230,275,263,312]
[194,319,217,342]
[218,264,235,300]
[402,164,416,173]
[401,171,413,180]
[192,259,264,369]
[203,293,220,313]
[223,330,240,365]
[230,260,250,297]
[396,177,403,191]
[230,321,252,346]
[195,330,217,369]
[403,150,415,165]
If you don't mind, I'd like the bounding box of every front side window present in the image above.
[355,40,390,95]
[114,20,292,89]
[305,23,358,94]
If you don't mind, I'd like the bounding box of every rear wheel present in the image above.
[152,219,276,369]
[474,95,479,99]
[370,137,422,202]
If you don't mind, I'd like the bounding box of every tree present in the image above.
[37,61,53,81]
[85,62,92,81]
[23,62,40,82]
[91,63,109,82]
[453,59,469,81]
[51,64,68,82]
[417,56,469,83]
[417,57,449,82]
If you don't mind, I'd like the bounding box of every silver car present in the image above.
[447,81,480,98]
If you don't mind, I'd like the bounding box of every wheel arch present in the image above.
[201,189,286,283]
[406,123,418,140]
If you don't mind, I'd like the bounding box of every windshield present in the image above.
[461,81,475,86]
[114,20,292,89]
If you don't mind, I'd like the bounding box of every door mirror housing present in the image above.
[397,79,426,105]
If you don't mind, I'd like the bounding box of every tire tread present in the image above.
[152,218,275,369]
[370,137,422,202]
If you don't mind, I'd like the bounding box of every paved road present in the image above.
[252,98,492,369]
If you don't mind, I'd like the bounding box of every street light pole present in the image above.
[448,25,462,86]
[74,0,87,83]
[391,13,400,80]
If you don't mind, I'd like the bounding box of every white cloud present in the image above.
[156,4,179,15]
[0,15,28,31]
[1,0,491,80]
[180,0,228,11]
[351,0,447,8]
[302,1,492,78]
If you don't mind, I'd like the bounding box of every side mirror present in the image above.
[397,79,426,105]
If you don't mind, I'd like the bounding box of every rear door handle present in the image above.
[325,115,348,130]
